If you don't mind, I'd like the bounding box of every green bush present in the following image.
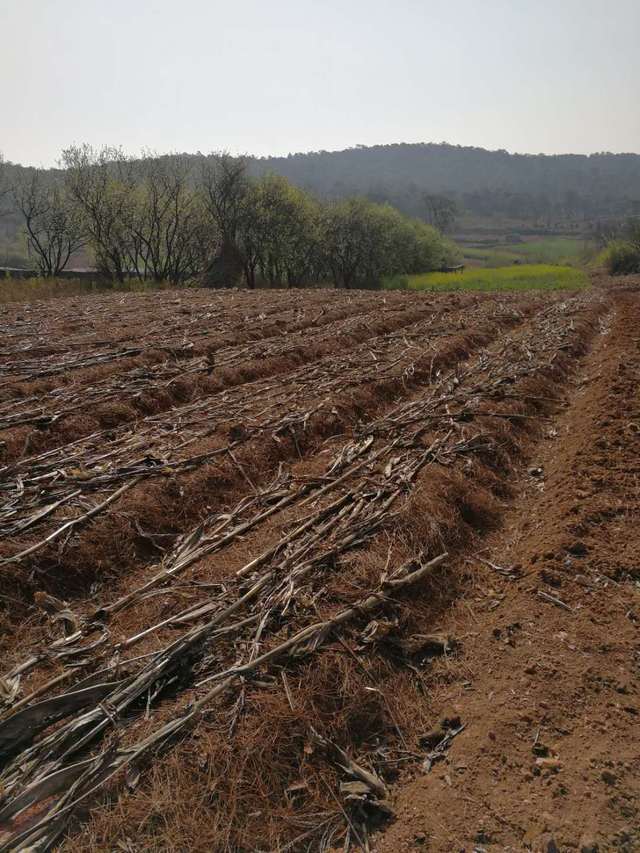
[601,240,640,275]
[383,274,409,290]
[319,198,460,289]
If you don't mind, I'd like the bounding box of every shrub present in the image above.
[601,240,640,275]
[384,274,409,290]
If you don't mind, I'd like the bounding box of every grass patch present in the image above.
[462,237,590,268]
[514,237,587,264]
[401,264,589,292]
[0,276,181,304]
[463,247,522,266]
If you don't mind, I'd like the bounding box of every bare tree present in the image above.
[12,169,85,276]
[62,145,136,281]
[200,153,248,242]
[200,153,249,285]
[423,193,458,233]
[0,153,9,215]
[123,154,213,284]
[235,187,262,289]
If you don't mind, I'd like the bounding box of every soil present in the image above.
[0,278,638,852]
[376,283,640,852]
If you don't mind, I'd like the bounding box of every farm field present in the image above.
[0,279,638,851]
[460,236,589,268]
[402,263,588,292]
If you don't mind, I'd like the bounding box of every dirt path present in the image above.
[376,286,640,852]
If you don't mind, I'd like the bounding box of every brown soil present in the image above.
[377,283,640,853]
[0,292,536,613]
[0,280,637,853]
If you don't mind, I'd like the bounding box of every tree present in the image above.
[279,189,321,287]
[0,154,6,203]
[200,153,248,242]
[591,219,623,248]
[62,144,136,281]
[0,154,10,217]
[319,198,371,289]
[423,193,458,233]
[248,174,320,287]
[319,198,404,289]
[12,169,85,276]
[122,154,212,284]
[319,197,459,289]
[200,153,249,285]
[234,183,262,289]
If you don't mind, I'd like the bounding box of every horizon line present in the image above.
[5,139,640,170]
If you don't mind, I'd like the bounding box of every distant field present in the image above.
[395,263,589,292]
[462,236,589,268]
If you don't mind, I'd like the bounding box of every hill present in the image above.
[250,142,640,226]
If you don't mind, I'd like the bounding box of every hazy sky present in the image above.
[1,0,639,167]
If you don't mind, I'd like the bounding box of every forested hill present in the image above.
[249,143,640,223]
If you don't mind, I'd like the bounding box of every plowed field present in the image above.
[0,279,637,852]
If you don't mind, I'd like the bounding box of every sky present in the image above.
[1,0,639,167]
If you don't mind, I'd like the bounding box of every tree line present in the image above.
[0,147,458,287]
